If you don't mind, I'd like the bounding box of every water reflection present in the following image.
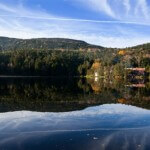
[0,77,150,149]
[0,77,149,112]
[0,104,150,150]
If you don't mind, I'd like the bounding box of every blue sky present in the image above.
[0,0,150,47]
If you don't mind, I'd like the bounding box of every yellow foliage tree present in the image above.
[91,60,101,69]
[118,50,126,55]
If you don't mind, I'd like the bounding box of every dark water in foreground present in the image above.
[0,77,150,150]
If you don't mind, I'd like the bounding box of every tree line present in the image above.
[0,47,149,79]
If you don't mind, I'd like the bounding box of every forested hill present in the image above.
[0,36,149,77]
[130,43,150,51]
[0,37,103,51]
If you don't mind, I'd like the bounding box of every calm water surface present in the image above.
[0,77,149,150]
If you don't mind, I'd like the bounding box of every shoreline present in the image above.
[0,75,81,78]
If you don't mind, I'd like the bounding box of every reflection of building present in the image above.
[126,68,145,71]
[125,68,146,76]
[95,72,98,77]
[143,97,150,101]
[94,72,99,82]
[126,84,145,88]
[95,77,98,82]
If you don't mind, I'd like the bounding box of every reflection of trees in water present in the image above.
[80,78,150,108]
[0,78,149,112]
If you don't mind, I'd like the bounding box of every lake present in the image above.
[0,77,150,150]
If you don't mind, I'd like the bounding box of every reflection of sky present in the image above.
[0,104,150,133]
[0,104,150,149]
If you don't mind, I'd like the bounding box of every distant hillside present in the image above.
[131,43,150,51]
[0,36,149,77]
[0,37,103,51]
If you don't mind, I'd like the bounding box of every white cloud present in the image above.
[0,3,16,13]
[135,0,149,19]
[0,2,54,19]
[0,16,150,48]
[0,1,150,48]
[75,0,116,18]
[75,0,150,22]
[123,0,130,15]
[1,15,150,26]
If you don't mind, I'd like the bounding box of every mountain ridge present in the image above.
[0,36,150,51]
[0,36,103,51]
